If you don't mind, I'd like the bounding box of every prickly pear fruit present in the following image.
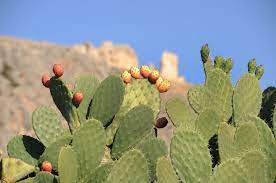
[140,65,152,78]
[121,71,132,84]
[155,117,168,128]
[42,74,51,88]
[53,64,64,78]
[149,69,160,83]
[73,92,83,107]
[130,66,141,79]
[41,161,52,172]
[158,80,170,93]
[156,77,164,88]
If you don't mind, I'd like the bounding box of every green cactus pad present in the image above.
[1,157,36,183]
[32,106,64,147]
[88,75,124,126]
[239,150,268,183]
[170,129,212,183]
[209,159,247,183]
[72,119,105,179]
[205,68,233,121]
[166,97,196,128]
[136,138,168,182]
[106,79,160,145]
[234,122,261,154]
[156,157,179,183]
[233,73,262,125]
[187,85,206,114]
[7,135,45,166]
[38,135,72,171]
[73,75,99,123]
[33,172,58,183]
[58,146,78,183]
[81,162,114,183]
[111,105,153,159]
[49,77,79,131]
[17,177,35,183]
[218,123,237,162]
[200,44,213,77]
[106,149,149,183]
[195,109,221,141]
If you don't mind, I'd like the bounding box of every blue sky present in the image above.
[0,0,275,88]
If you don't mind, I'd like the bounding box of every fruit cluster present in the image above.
[121,66,171,93]
[42,64,84,107]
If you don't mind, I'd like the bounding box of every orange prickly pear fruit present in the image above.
[41,161,52,172]
[155,117,168,128]
[73,92,84,107]
[155,77,164,88]
[130,66,140,79]
[140,65,152,78]
[42,74,51,88]
[53,64,64,78]
[158,79,170,93]
[121,70,132,83]
[149,69,160,83]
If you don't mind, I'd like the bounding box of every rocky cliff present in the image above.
[0,36,191,150]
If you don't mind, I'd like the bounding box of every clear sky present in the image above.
[0,0,275,88]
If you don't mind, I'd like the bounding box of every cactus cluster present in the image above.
[164,44,275,183]
[1,44,275,183]
[0,63,168,182]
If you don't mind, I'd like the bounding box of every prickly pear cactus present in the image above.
[1,63,169,182]
[163,44,275,183]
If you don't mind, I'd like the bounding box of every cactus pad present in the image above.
[58,146,78,183]
[233,73,262,125]
[156,157,179,183]
[38,134,72,171]
[33,172,58,183]
[111,105,153,159]
[188,85,206,114]
[32,106,64,147]
[170,129,212,182]
[209,159,247,183]
[106,149,149,183]
[7,135,45,166]
[136,138,168,181]
[49,77,79,131]
[1,157,36,183]
[195,109,221,141]
[166,97,196,128]
[273,108,276,135]
[218,123,236,162]
[72,119,105,179]
[106,79,160,145]
[81,162,114,183]
[74,75,99,123]
[88,75,124,126]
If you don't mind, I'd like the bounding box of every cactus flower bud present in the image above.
[200,44,210,63]
[214,56,224,69]
[248,59,256,74]
[223,58,233,74]
[255,65,264,80]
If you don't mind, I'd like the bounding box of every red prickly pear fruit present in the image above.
[73,92,83,107]
[158,80,170,93]
[149,69,160,83]
[53,64,64,78]
[42,74,51,88]
[130,66,141,79]
[41,161,52,172]
[140,65,152,78]
[155,77,164,88]
[155,117,168,128]
[121,71,132,84]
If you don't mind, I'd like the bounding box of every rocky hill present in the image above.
[0,36,191,150]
